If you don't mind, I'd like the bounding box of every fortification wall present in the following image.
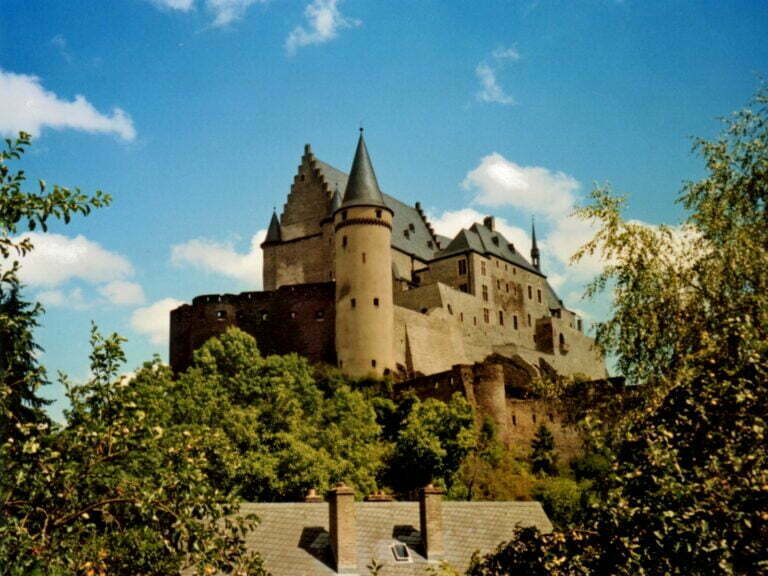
[169,283,336,373]
[393,305,468,376]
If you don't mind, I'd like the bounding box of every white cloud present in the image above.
[207,0,265,27]
[462,152,579,218]
[492,46,521,61]
[0,69,135,141]
[131,298,186,345]
[17,233,134,288]
[37,287,89,310]
[148,0,195,10]
[171,230,266,287]
[99,281,146,306]
[427,208,532,255]
[475,62,515,106]
[286,0,360,54]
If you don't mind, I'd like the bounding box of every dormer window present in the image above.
[391,543,412,563]
[492,236,499,246]
[403,230,410,239]
[409,223,415,232]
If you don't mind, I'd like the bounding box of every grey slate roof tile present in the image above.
[238,501,552,575]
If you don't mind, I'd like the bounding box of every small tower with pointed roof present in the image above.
[333,130,395,377]
[530,218,541,270]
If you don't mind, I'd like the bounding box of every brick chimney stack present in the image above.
[419,484,445,561]
[328,483,356,574]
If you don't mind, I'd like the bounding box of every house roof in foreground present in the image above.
[239,501,552,575]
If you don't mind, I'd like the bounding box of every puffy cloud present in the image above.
[206,0,266,27]
[171,230,266,287]
[131,298,186,345]
[0,69,135,141]
[462,152,579,218]
[492,46,521,61]
[475,63,515,106]
[17,233,134,288]
[37,287,89,310]
[286,0,360,54]
[427,207,531,255]
[98,281,146,306]
[147,0,195,10]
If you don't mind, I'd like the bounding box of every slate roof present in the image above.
[438,223,543,277]
[315,161,439,262]
[239,501,552,575]
[340,133,388,210]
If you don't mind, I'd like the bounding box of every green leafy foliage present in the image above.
[530,425,557,476]
[468,88,768,575]
[0,134,265,575]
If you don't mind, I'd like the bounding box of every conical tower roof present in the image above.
[330,184,342,213]
[265,211,281,243]
[340,130,387,209]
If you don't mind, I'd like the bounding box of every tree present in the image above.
[530,425,557,476]
[468,89,768,575]
[0,134,265,575]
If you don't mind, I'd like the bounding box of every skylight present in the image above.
[391,542,411,563]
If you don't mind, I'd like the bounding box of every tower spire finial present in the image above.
[530,216,540,270]
[340,129,387,209]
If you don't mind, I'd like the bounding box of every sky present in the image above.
[1,0,766,419]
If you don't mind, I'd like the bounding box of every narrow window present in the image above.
[482,285,489,302]
[512,415,517,426]
[459,283,468,293]
[261,312,268,321]
[447,304,453,315]
[342,236,348,248]
[458,259,468,275]
[549,413,555,423]
[537,289,542,303]
[496,259,500,267]
[484,308,490,323]
[373,297,380,307]
[481,261,487,275]
[513,315,518,330]
[460,312,464,322]
[506,282,510,293]
[376,209,382,218]
[300,174,305,181]
[216,310,227,320]
[341,210,348,220]
[532,414,537,424]
[473,316,477,326]
[528,285,533,299]
[505,263,508,271]
[499,310,504,325]
[362,252,366,263]
[371,359,377,368]
[528,313,532,327]
[351,298,356,308]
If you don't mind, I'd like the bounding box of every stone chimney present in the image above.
[419,484,445,561]
[483,215,495,231]
[328,483,356,574]
[304,488,323,503]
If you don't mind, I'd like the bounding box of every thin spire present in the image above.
[340,130,387,209]
[530,216,540,270]
[265,210,281,244]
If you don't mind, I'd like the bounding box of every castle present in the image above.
[170,132,606,444]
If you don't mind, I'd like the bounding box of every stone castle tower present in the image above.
[333,131,395,377]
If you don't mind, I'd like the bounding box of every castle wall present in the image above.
[267,233,329,288]
[169,283,336,373]
[393,305,468,376]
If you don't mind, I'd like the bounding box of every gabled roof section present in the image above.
[340,132,388,209]
[437,222,543,276]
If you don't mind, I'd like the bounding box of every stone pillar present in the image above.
[328,483,356,573]
[419,484,445,561]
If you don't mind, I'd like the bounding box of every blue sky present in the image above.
[1,0,766,418]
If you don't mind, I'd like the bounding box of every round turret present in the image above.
[333,132,394,377]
